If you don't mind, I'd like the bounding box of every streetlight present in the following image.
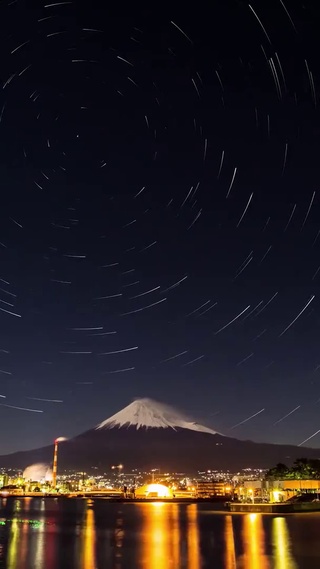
[111,464,123,476]
[52,437,67,489]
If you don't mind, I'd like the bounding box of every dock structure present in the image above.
[228,502,320,513]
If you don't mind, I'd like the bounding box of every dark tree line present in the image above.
[266,458,320,480]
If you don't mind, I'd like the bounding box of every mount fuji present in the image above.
[0,398,319,472]
[97,398,219,434]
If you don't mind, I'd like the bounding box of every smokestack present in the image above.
[52,440,58,489]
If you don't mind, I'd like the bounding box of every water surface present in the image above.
[0,497,319,568]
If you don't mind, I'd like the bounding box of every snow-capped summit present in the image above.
[2,397,320,472]
[96,397,218,435]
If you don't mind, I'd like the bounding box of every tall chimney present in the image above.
[52,440,58,489]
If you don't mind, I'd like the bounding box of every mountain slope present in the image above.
[97,398,218,435]
[0,398,318,472]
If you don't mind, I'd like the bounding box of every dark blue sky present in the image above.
[1,0,320,454]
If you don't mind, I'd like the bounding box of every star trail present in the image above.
[0,0,320,453]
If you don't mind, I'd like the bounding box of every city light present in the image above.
[136,483,173,499]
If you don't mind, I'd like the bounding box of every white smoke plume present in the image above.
[23,463,53,482]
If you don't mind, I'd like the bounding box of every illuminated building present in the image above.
[135,483,173,499]
[238,478,320,502]
[0,474,8,487]
[196,481,232,497]
[279,479,320,500]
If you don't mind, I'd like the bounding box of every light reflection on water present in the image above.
[81,506,95,569]
[0,497,319,568]
[139,502,170,568]
[224,515,236,569]
[238,513,271,569]
[138,501,200,568]
[114,510,124,569]
[272,517,298,569]
[7,518,19,569]
[187,504,200,569]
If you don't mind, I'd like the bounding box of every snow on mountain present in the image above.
[96,398,219,435]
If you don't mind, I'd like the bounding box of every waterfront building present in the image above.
[0,474,8,488]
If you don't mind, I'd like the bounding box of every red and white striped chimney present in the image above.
[52,440,58,489]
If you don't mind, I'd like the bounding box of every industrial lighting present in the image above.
[52,437,67,489]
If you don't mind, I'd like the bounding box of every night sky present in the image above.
[0,0,320,454]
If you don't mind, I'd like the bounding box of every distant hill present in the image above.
[0,398,318,472]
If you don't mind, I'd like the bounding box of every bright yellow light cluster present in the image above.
[136,483,173,498]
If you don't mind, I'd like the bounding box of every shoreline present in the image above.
[2,495,320,514]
